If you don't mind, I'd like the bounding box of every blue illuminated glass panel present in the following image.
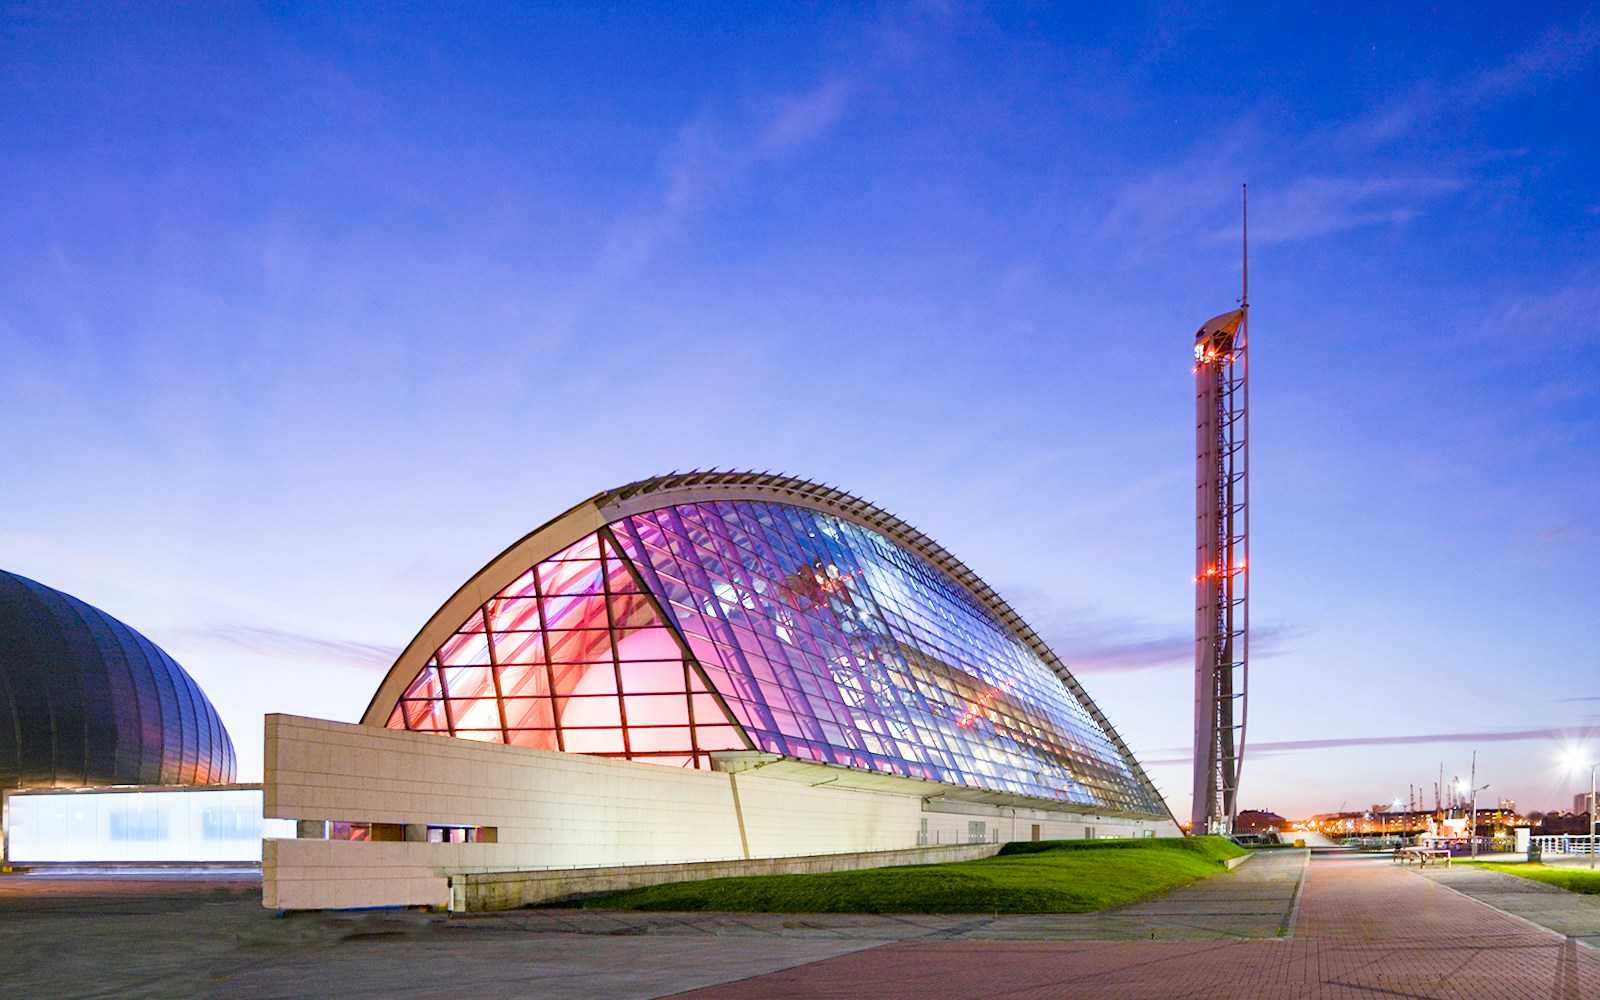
[612,502,1158,813]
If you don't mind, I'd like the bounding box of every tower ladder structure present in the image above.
[1191,187,1250,836]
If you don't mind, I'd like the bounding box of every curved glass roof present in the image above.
[379,491,1166,817]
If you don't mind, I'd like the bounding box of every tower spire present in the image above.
[1190,186,1250,836]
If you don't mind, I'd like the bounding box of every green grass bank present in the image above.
[1458,861,1600,895]
[580,836,1248,914]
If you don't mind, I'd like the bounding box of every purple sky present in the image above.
[3,4,1597,819]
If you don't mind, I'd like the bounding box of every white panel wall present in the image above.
[263,714,1175,910]
[265,715,928,909]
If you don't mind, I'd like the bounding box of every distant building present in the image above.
[1576,793,1597,815]
[1538,811,1592,836]
[1235,809,1285,834]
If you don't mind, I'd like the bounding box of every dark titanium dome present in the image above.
[0,569,236,789]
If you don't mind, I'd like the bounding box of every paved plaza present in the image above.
[1,851,1598,997]
[670,853,1600,998]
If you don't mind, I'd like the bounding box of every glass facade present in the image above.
[386,500,1163,815]
[0,569,237,789]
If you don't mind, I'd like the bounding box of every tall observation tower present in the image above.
[1191,188,1250,836]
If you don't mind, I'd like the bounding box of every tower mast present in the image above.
[1191,186,1250,836]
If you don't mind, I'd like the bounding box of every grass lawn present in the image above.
[579,836,1247,914]
[1458,861,1600,895]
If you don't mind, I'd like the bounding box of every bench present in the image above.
[1393,846,1451,867]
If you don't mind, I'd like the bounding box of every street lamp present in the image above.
[1565,749,1598,870]
[1459,752,1490,859]
[1456,779,1491,859]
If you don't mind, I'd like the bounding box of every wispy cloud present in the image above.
[594,74,855,287]
[1473,279,1600,352]
[1062,629,1192,673]
[176,625,399,670]
[759,76,854,155]
[1096,138,1463,250]
[1007,584,1306,674]
[1465,11,1600,102]
[520,72,862,359]
[1534,526,1600,544]
[1094,131,1253,249]
[1249,175,1465,244]
[1342,11,1600,146]
[1103,9,1600,254]
[1140,725,1598,765]
[1249,727,1586,753]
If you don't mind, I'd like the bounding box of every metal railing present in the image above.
[1532,834,1597,855]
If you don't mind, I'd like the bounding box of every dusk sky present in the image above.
[4,3,1597,820]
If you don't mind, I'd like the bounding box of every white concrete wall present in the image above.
[263,714,1176,910]
[917,803,1175,848]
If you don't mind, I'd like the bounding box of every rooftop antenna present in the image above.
[1190,185,1249,836]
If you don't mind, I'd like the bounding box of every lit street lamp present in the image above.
[1565,749,1598,870]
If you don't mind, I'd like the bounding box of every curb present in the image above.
[1401,865,1600,956]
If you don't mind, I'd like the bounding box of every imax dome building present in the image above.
[265,473,1177,910]
[0,569,235,790]
[0,570,262,867]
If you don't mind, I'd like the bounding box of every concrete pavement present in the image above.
[2,850,1598,998]
[671,853,1600,999]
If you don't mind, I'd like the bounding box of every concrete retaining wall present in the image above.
[450,842,1004,911]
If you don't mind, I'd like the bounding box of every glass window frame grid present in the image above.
[385,500,1163,814]
[389,527,751,767]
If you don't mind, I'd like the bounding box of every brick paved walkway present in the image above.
[668,856,1600,999]
[1418,862,1600,949]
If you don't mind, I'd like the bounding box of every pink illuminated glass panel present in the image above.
[389,529,740,767]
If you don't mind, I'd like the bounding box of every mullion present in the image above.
[480,605,512,744]
[605,521,754,755]
[531,561,565,753]
[601,534,633,759]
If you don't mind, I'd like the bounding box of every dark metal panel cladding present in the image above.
[110,607,169,783]
[0,662,18,784]
[93,601,150,782]
[0,569,236,789]
[94,605,175,784]
[64,601,122,784]
[1,578,77,786]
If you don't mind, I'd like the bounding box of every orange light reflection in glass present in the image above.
[957,679,1015,728]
